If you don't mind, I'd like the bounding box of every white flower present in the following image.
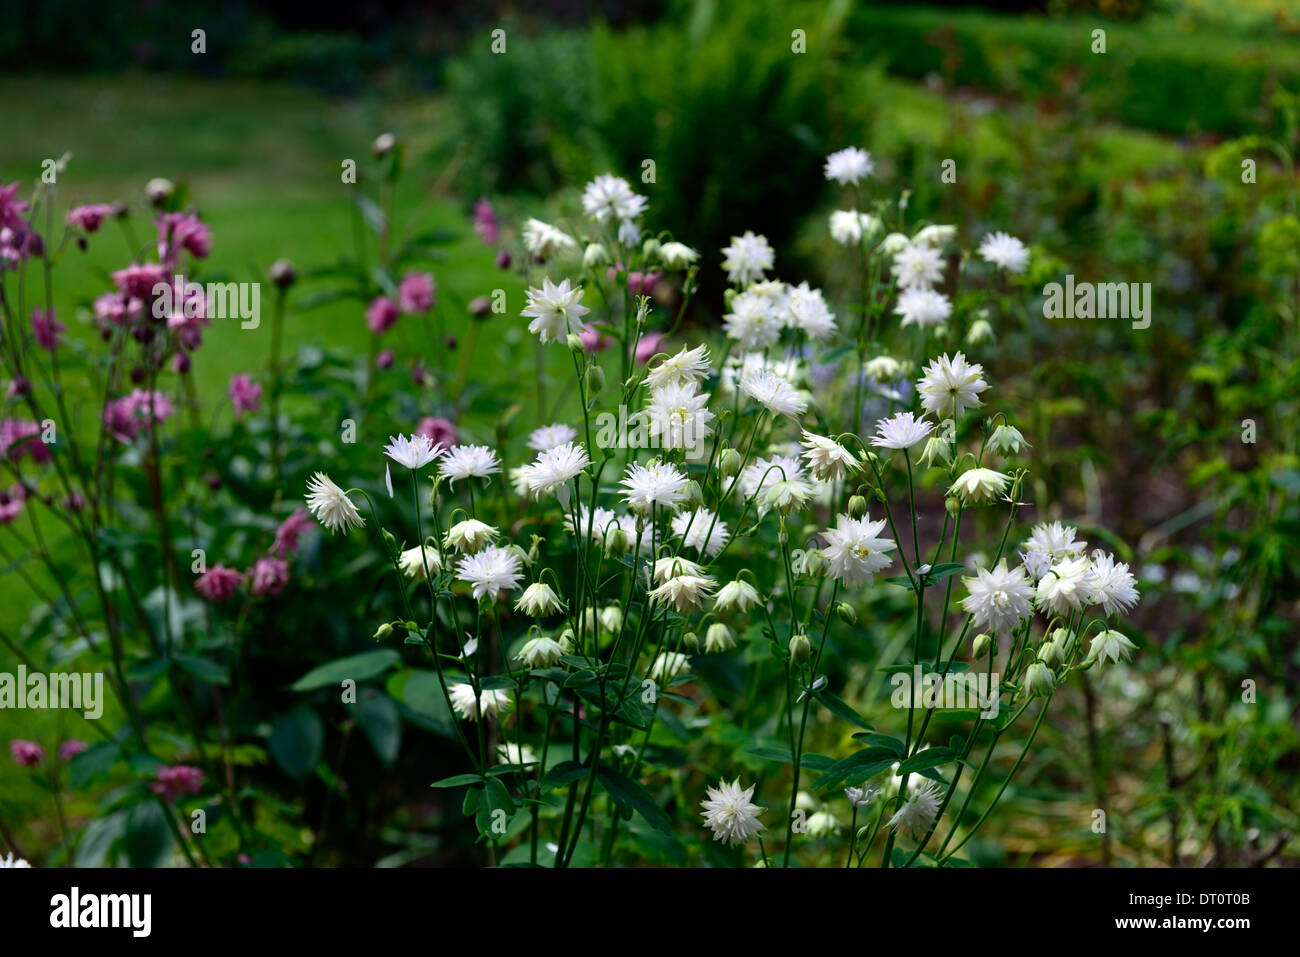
[305,472,365,534]
[916,352,988,419]
[455,545,523,600]
[658,241,699,269]
[672,509,730,557]
[761,479,814,515]
[649,651,691,683]
[704,622,735,652]
[449,683,513,721]
[878,231,910,255]
[566,504,618,542]
[806,810,842,838]
[646,344,712,390]
[438,444,501,485]
[528,422,579,452]
[398,544,442,579]
[497,742,538,765]
[863,355,903,381]
[0,852,31,868]
[445,519,499,554]
[978,231,1029,273]
[714,579,761,614]
[581,173,647,224]
[891,242,945,291]
[649,574,717,613]
[720,231,774,285]
[1085,550,1140,616]
[522,218,577,259]
[700,778,765,847]
[961,560,1033,635]
[1087,629,1138,667]
[1036,555,1092,616]
[620,461,689,512]
[740,368,807,417]
[522,277,590,344]
[788,282,837,340]
[822,514,897,586]
[871,411,935,451]
[526,441,591,506]
[734,453,804,501]
[845,784,880,808]
[651,555,705,584]
[913,224,957,248]
[887,782,942,838]
[645,381,715,451]
[894,288,952,328]
[723,289,784,351]
[829,209,878,245]
[824,146,874,185]
[383,433,442,470]
[516,635,565,668]
[800,431,858,482]
[948,467,1011,504]
[515,582,565,617]
[1025,521,1087,561]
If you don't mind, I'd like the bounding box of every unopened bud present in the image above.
[847,494,868,519]
[789,632,812,664]
[583,242,610,269]
[585,364,605,395]
[269,259,296,289]
[836,601,857,625]
[373,622,393,640]
[566,333,585,353]
[971,633,992,658]
[717,448,742,477]
[683,480,704,510]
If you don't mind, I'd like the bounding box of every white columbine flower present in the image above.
[522,277,590,344]
[800,430,858,482]
[822,514,897,586]
[1086,629,1138,667]
[714,579,761,614]
[438,444,501,486]
[1085,550,1140,616]
[646,344,712,390]
[978,231,1030,273]
[863,355,903,381]
[871,411,935,451]
[700,778,764,846]
[515,581,565,617]
[948,467,1011,504]
[720,231,774,285]
[305,472,365,534]
[620,461,689,513]
[961,560,1034,635]
[645,381,715,451]
[672,509,730,558]
[0,852,31,867]
[1036,555,1092,616]
[891,242,945,291]
[527,422,578,451]
[384,433,442,470]
[740,368,807,418]
[398,544,442,580]
[788,282,837,340]
[649,574,717,613]
[449,683,513,721]
[455,545,523,600]
[581,173,647,224]
[916,352,989,419]
[522,218,577,259]
[829,209,879,245]
[516,635,565,668]
[887,782,942,837]
[1025,521,1087,561]
[658,241,699,270]
[445,519,499,554]
[649,651,691,683]
[824,146,874,185]
[651,555,705,584]
[845,784,880,808]
[525,441,591,507]
[894,287,953,328]
[913,224,957,248]
[566,504,618,542]
[723,289,784,351]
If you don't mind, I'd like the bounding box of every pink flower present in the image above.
[156,211,211,261]
[578,324,613,352]
[634,332,666,364]
[366,296,400,334]
[150,764,205,802]
[10,740,44,767]
[473,197,500,245]
[0,182,28,231]
[398,272,436,314]
[31,308,64,352]
[228,373,263,419]
[249,556,289,597]
[415,417,458,448]
[0,419,50,463]
[607,264,663,298]
[0,484,27,524]
[61,491,86,512]
[375,348,394,369]
[66,204,115,233]
[104,390,174,442]
[195,565,244,603]
[111,262,169,300]
[94,292,143,328]
[58,740,88,762]
[273,510,314,557]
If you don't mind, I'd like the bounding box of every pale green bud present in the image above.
[789,632,812,664]
[584,242,611,269]
[717,448,742,477]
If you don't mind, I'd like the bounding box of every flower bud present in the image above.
[802,548,829,578]
[641,238,662,261]
[971,633,992,658]
[605,524,630,557]
[717,448,742,477]
[469,295,492,319]
[145,177,174,207]
[682,631,700,652]
[585,364,605,396]
[372,622,393,640]
[1022,661,1055,699]
[381,528,398,551]
[966,318,995,345]
[269,259,296,289]
[583,242,610,269]
[683,480,705,510]
[836,601,857,625]
[847,494,868,519]
[371,132,397,156]
[789,632,812,664]
[1038,637,1064,668]
[566,333,585,354]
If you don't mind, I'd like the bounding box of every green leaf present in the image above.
[357,693,402,766]
[811,747,899,790]
[125,801,173,868]
[539,760,588,792]
[897,748,955,775]
[596,764,671,833]
[851,732,906,755]
[747,745,794,764]
[815,689,873,730]
[269,706,324,780]
[291,649,401,692]
[431,773,484,788]
[174,655,229,686]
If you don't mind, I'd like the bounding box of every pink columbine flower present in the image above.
[607,264,663,298]
[375,348,394,369]
[104,390,174,442]
[398,272,436,314]
[273,509,314,557]
[10,740,44,766]
[249,556,290,597]
[578,324,613,352]
[473,197,500,245]
[366,296,400,334]
[0,419,51,464]
[195,565,244,603]
[66,204,115,233]
[58,740,88,762]
[156,211,211,261]
[0,182,28,231]
[228,373,263,419]
[634,332,666,364]
[111,262,169,300]
[415,416,457,448]
[150,764,205,802]
[0,484,27,524]
[31,308,65,353]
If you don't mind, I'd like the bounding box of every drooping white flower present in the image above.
[1085,550,1140,616]
[761,478,815,516]
[845,784,881,808]
[522,218,577,259]
[649,574,717,613]
[829,209,878,245]
[1023,660,1056,698]
[740,368,807,418]
[788,282,837,340]
[438,444,501,486]
[821,514,897,586]
[916,352,988,419]
[449,683,513,721]
[824,147,874,185]
[525,441,591,505]
[734,453,805,501]
[383,433,442,470]
[1035,555,1092,616]
[658,241,699,269]
[455,545,523,600]
[305,472,365,534]
[961,560,1034,635]
[398,544,442,580]
[651,555,706,585]
[646,344,712,390]
[723,289,784,351]
[515,581,565,617]
[671,509,730,558]
[516,635,565,668]
[871,411,935,451]
[863,355,903,381]
[720,231,774,285]
[649,651,691,683]
[948,467,1011,504]
[891,242,945,291]
[581,173,647,224]
[645,381,715,451]
[704,622,736,653]
[1086,628,1138,667]
[527,422,579,452]
[700,777,764,846]
[800,431,858,482]
[522,277,590,344]
[894,287,952,328]
[978,231,1030,273]
[565,504,618,542]
[913,224,957,248]
[445,519,499,554]
[0,852,31,868]
[887,782,942,838]
[620,461,689,513]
